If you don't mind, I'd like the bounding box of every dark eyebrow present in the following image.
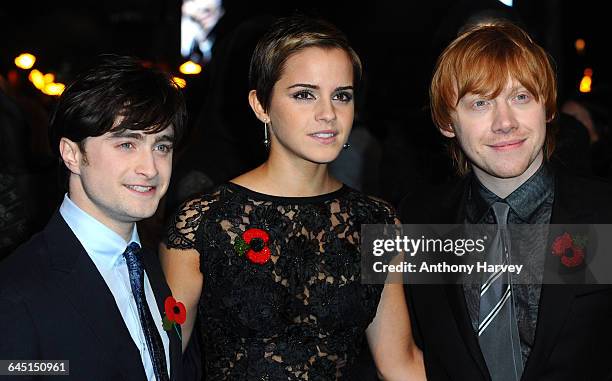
[287,83,318,90]
[286,84,354,91]
[108,130,174,144]
[335,86,354,92]
[154,134,174,144]
[108,131,144,140]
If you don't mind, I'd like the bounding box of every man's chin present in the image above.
[489,155,543,180]
[124,205,160,221]
[490,168,530,179]
[477,162,532,180]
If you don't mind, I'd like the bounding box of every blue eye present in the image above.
[515,93,531,103]
[119,142,134,150]
[155,144,173,153]
[472,99,490,110]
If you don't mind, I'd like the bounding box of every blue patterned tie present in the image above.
[123,242,169,381]
[478,202,523,381]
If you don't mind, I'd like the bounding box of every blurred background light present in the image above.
[28,69,45,89]
[42,82,65,96]
[172,76,187,88]
[579,75,592,93]
[43,73,55,84]
[14,53,37,69]
[179,60,202,75]
[575,38,586,54]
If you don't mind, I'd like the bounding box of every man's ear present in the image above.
[248,90,270,123]
[439,124,456,138]
[59,138,83,175]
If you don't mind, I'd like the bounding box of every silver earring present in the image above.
[263,121,270,147]
[343,143,351,149]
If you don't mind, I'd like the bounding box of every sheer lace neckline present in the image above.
[225,182,348,203]
[164,183,397,379]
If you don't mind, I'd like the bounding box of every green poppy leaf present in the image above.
[234,237,249,256]
[162,316,174,331]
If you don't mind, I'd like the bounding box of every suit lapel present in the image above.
[141,247,183,381]
[446,177,491,379]
[45,212,145,381]
[521,171,584,380]
[445,285,490,379]
[521,284,575,379]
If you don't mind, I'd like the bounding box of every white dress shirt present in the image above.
[60,194,170,379]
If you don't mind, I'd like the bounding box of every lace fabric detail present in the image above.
[164,184,398,380]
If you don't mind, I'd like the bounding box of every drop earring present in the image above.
[263,120,270,147]
[342,143,351,149]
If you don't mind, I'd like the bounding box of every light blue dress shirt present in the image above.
[59,194,170,379]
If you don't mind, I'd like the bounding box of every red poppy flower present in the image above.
[246,246,272,264]
[551,232,586,268]
[551,232,573,255]
[234,228,272,264]
[164,296,187,325]
[561,245,585,268]
[242,228,269,245]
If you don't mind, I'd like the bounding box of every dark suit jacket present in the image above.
[399,170,612,381]
[0,212,183,381]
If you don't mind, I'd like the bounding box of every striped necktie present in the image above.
[478,202,523,381]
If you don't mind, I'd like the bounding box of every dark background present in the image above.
[1,0,611,255]
[2,0,608,104]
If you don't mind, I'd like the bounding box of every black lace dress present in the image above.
[165,183,397,380]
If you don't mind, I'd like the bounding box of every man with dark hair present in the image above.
[400,22,612,380]
[0,55,187,380]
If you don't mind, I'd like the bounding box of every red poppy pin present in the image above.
[234,228,272,264]
[162,296,186,340]
[551,232,587,268]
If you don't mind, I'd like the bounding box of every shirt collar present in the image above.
[59,194,140,269]
[467,163,554,223]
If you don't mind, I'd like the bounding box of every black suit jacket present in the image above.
[0,212,183,381]
[399,170,612,381]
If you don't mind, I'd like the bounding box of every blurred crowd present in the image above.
[2,1,611,259]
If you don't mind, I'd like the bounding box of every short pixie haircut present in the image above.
[430,21,557,176]
[249,15,362,112]
[49,55,187,155]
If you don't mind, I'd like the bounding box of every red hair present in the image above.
[430,21,557,176]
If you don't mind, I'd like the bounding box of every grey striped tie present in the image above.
[478,202,523,381]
